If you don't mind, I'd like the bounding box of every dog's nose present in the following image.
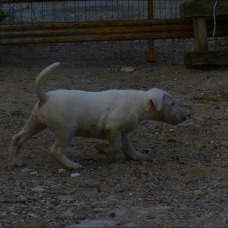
[183,116,186,121]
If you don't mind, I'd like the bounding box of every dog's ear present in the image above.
[149,92,164,111]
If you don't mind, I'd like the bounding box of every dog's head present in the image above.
[147,88,186,125]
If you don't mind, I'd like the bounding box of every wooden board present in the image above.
[1,18,228,45]
[184,50,228,68]
[180,0,228,18]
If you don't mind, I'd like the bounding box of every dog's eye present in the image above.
[171,102,175,106]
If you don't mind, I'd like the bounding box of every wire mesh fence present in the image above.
[0,0,227,67]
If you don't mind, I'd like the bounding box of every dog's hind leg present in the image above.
[50,133,82,170]
[10,116,46,167]
[121,133,151,161]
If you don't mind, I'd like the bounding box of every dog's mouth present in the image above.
[161,115,186,125]
[170,116,186,125]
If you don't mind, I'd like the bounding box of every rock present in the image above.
[109,212,116,218]
[17,195,27,200]
[193,190,204,196]
[31,186,46,193]
[193,201,200,207]
[120,67,135,73]
[71,173,80,177]
[167,139,177,143]
[26,195,38,201]
[30,172,38,175]
[57,195,75,203]
[66,219,116,228]
[126,222,138,227]
[21,168,32,173]
[59,211,74,219]
[74,212,86,220]
[58,168,66,173]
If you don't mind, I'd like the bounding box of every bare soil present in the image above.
[1,58,228,227]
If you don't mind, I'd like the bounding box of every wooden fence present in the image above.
[0,0,228,62]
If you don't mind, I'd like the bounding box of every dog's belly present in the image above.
[75,125,106,139]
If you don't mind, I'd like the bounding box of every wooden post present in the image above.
[193,17,208,51]
[145,0,155,62]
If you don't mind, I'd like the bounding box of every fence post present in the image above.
[145,0,155,62]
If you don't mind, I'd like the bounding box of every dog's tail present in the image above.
[35,62,61,102]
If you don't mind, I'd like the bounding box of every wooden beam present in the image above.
[180,0,228,18]
[184,50,228,68]
[0,18,228,45]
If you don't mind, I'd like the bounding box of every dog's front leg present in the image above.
[95,128,122,154]
[121,133,151,161]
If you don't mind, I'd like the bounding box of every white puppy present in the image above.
[10,62,186,169]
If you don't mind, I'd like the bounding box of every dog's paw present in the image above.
[126,152,152,162]
[10,159,26,167]
[64,162,82,170]
[139,154,152,162]
[143,154,152,162]
[95,144,110,154]
[71,163,82,170]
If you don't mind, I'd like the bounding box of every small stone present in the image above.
[30,172,38,175]
[31,186,46,193]
[193,201,200,207]
[21,168,32,173]
[193,190,204,196]
[167,138,177,143]
[126,222,138,227]
[179,158,186,164]
[169,129,175,132]
[59,211,74,219]
[109,212,116,218]
[58,168,66,173]
[120,67,135,73]
[57,195,75,203]
[25,195,38,201]
[17,195,27,200]
[70,188,77,194]
[71,173,80,177]
[74,212,86,220]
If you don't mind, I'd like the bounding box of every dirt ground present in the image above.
[1,56,228,227]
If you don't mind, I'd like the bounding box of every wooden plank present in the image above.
[184,50,228,68]
[0,23,226,38]
[0,19,194,30]
[180,0,228,18]
[1,17,227,33]
[0,31,197,44]
[193,17,208,51]
[0,18,228,44]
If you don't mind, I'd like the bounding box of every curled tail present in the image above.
[35,62,61,102]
